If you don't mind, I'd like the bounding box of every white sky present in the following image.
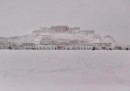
[0,0,130,44]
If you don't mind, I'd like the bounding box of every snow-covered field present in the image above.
[0,50,130,91]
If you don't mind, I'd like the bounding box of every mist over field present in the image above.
[0,0,130,90]
[0,50,130,91]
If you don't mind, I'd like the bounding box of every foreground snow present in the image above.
[0,50,130,91]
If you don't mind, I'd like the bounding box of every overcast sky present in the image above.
[0,0,130,44]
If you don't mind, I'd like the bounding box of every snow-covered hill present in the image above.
[0,26,116,48]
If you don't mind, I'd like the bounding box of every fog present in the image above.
[0,0,130,44]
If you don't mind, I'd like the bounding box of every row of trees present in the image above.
[0,42,129,50]
[7,46,130,50]
[92,46,130,50]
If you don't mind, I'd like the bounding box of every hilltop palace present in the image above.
[18,25,117,50]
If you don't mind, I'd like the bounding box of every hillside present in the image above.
[0,26,116,49]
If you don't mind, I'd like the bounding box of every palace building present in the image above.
[20,26,116,50]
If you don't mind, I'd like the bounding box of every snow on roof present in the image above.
[31,31,115,45]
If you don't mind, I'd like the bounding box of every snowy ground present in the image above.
[0,50,130,91]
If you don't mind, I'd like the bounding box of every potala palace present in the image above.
[0,25,129,50]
